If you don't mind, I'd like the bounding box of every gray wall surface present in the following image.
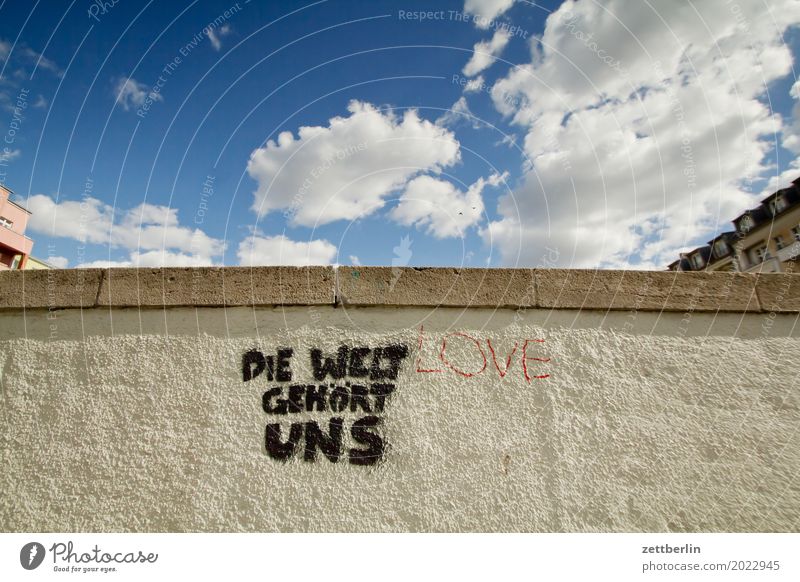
[1,267,798,532]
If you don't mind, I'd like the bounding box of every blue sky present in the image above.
[1,0,799,269]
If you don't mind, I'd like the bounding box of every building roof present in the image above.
[668,176,800,269]
[0,184,31,214]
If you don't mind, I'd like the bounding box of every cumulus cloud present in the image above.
[391,172,506,238]
[76,253,211,268]
[436,96,478,128]
[114,76,161,111]
[463,29,511,77]
[207,24,232,51]
[46,256,69,268]
[482,0,800,269]
[0,148,20,163]
[133,250,218,267]
[75,259,132,268]
[20,46,62,77]
[26,194,224,266]
[464,75,486,93]
[0,39,62,76]
[782,80,800,154]
[237,233,337,266]
[246,100,460,227]
[464,0,515,27]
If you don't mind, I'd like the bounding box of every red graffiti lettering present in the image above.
[439,332,487,377]
[414,326,550,381]
[415,325,442,373]
[522,339,550,381]
[486,339,518,378]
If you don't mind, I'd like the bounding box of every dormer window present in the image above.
[713,239,729,257]
[739,215,754,232]
[750,244,769,264]
[691,253,704,269]
[768,194,787,216]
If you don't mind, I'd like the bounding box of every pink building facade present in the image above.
[0,184,33,269]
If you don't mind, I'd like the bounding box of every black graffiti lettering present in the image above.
[311,347,349,380]
[243,350,271,382]
[303,418,344,462]
[349,384,371,413]
[348,347,371,377]
[254,344,409,466]
[262,383,395,415]
[349,416,384,465]
[276,348,293,382]
[265,422,303,461]
[287,384,305,413]
[305,384,327,411]
[369,383,395,412]
[329,385,349,412]
[262,387,288,414]
[369,344,409,380]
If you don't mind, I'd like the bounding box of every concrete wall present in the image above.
[1,267,798,532]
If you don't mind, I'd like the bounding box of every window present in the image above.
[750,244,769,264]
[775,235,786,250]
[739,215,754,232]
[713,239,729,257]
[0,216,12,229]
[792,224,800,242]
[768,194,788,215]
[691,253,704,269]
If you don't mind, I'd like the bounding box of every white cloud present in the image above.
[237,234,337,266]
[130,250,216,267]
[391,173,506,238]
[349,255,361,266]
[782,80,800,154]
[0,40,62,76]
[464,0,515,28]
[21,46,62,77]
[75,259,132,268]
[482,0,800,268]
[46,256,68,268]
[207,24,232,51]
[761,159,800,195]
[463,29,511,77]
[25,195,225,266]
[246,100,460,227]
[114,76,162,111]
[436,96,477,128]
[0,148,20,163]
[464,75,486,93]
[32,95,47,109]
[77,249,220,269]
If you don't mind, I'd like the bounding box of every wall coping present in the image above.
[0,266,798,313]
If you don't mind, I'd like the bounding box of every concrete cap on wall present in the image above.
[0,266,798,313]
[96,267,334,307]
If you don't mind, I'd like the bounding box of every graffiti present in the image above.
[415,326,551,381]
[242,348,294,382]
[241,332,548,465]
[243,345,409,466]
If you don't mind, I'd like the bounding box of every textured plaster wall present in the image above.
[0,305,798,532]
